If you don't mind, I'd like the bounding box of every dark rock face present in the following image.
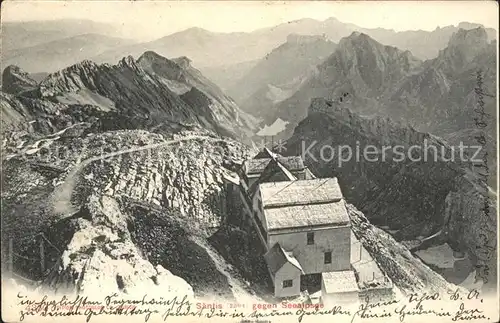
[0,91,72,135]
[285,98,496,288]
[2,65,38,95]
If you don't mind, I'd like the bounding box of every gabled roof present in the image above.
[264,201,350,230]
[260,178,343,208]
[264,243,304,277]
[245,156,305,175]
[322,270,359,294]
[253,147,277,159]
[247,155,298,198]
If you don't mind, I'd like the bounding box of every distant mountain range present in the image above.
[1,51,256,141]
[2,18,496,76]
[2,19,125,52]
[2,33,137,74]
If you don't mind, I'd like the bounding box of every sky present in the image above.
[2,1,498,40]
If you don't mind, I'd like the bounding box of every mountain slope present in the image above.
[270,32,422,137]
[229,34,337,119]
[285,98,497,291]
[32,53,256,140]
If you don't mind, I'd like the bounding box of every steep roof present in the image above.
[245,156,305,175]
[322,270,359,294]
[264,201,350,230]
[264,243,304,277]
[253,147,277,159]
[260,178,343,208]
[248,158,297,197]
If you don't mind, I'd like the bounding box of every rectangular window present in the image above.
[307,232,314,245]
[324,251,332,264]
[282,279,293,288]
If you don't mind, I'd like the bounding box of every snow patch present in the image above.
[257,118,289,136]
[415,243,456,269]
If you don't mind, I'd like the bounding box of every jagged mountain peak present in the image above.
[117,55,140,69]
[138,50,167,62]
[56,59,100,75]
[137,51,192,71]
[336,32,397,58]
[323,31,421,75]
[2,65,38,95]
[457,21,486,30]
[448,27,488,47]
[342,31,375,43]
[435,27,490,72]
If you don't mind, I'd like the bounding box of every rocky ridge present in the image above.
[2,52,256,144]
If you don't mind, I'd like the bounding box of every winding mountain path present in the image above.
[51,135,216,217]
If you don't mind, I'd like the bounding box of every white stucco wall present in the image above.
[268,225,351,274]
[274,262,302,298]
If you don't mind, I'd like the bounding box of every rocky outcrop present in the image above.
[42,194,194,298]
[70,130,251,226]
[436,27,490,72]
[347,203,463,294]
[0,91,72,135]
[286,98,496,287]
[2,65,38,95]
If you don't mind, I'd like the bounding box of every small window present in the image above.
[282,279,293,288]
[307,232,315,245]
[324,251,332,264]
